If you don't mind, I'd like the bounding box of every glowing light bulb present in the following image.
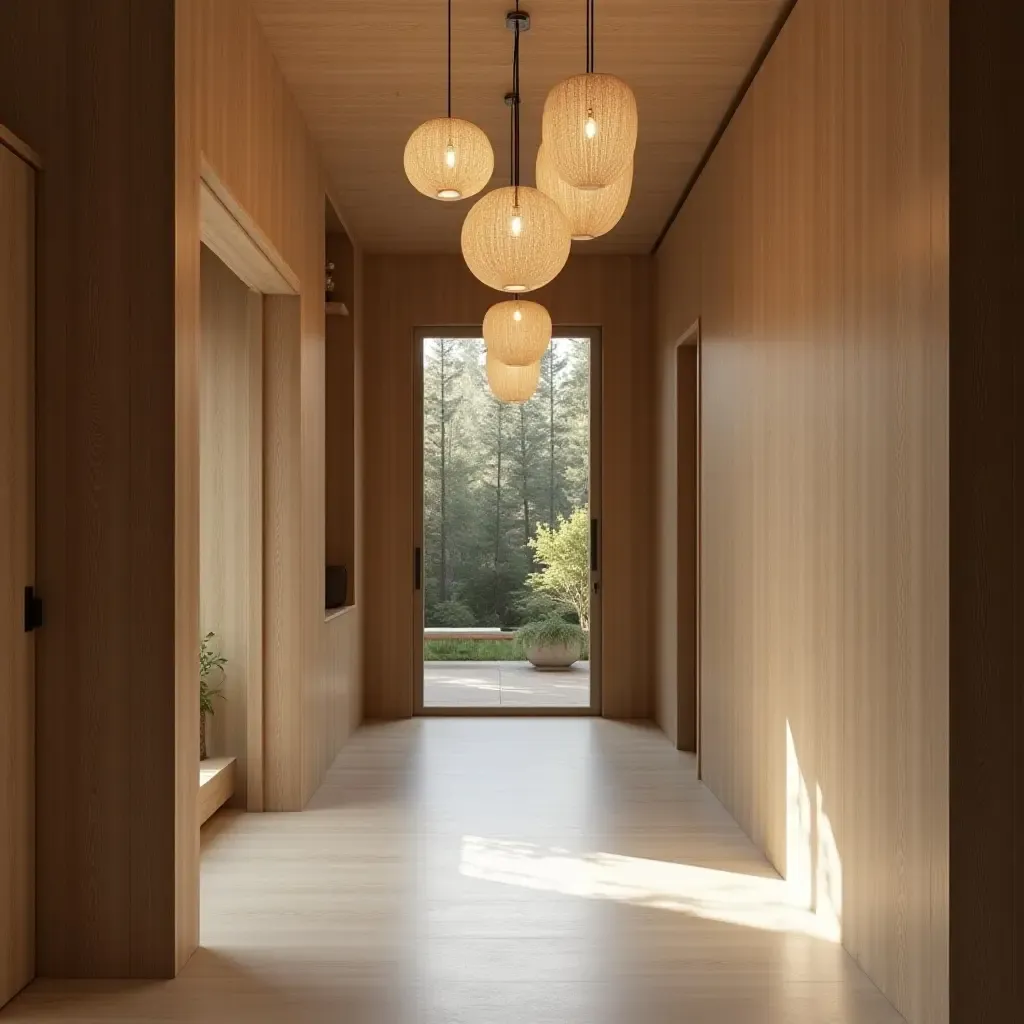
[445,142,457,168]
[513,309,523,322]
[510,211,523,236]
[584,111,598,139]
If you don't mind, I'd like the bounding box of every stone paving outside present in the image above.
[423,660,590,708]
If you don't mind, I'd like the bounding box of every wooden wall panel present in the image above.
[363,254,654,721]
[0,139,35,1009]
[0,0,364,978]
[0,0,183,979]
[653,1,948,1021]
[199,246,264,809]
[178,0,365,825]
[949,0,1024,1019]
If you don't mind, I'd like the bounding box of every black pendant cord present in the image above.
[447,0,452,117]
[586,0,595,73]
[513,21,521,198]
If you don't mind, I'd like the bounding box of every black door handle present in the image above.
[590,519,598,572]
[24,585,43,632]
[414,547,422,590]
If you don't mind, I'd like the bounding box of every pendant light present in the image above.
[483,299,551,366]
[487,352,541,404]
[404,0,494,201]
[536,142,632,240]
[542,0,637,190]
[461,9,571,293]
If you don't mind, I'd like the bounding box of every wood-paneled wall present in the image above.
[199,245,264,809]
[363,254,654,721]
[1,0,182,978]
[0,0,363,978]
[949,1,1024,1019]
[178,0,364,818]
[654,2,948,1021]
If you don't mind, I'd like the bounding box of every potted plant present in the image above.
[517,616,587,670]
[199,631,226,760]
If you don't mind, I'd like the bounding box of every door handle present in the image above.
[590,518,599,572]
[414,547,422,591]
[24,585,43,632]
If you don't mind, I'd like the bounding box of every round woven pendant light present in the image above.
[543,73,637,190]
[403,1,494,202]
[462,186,571,293]
[536,142,632,240]
[483,299,551,366]
[404,116,494,201]
[542,2,638,191]
[486,352,541,404]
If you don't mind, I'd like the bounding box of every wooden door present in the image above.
[0,140,35,1007]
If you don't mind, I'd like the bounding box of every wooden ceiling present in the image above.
[251,0,789,253]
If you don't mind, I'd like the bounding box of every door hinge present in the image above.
[24,585,42,632]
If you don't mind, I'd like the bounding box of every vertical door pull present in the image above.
[590,518,599,572]
[24,585,42,632]
[414,547,422,590]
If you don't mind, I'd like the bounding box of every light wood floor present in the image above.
[3,719,904,1023]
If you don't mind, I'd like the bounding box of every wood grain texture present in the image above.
[949,0,1024,1019]
[197,758,237,827]
[654,1,948,1021]
[363,254,654,721]
[199,246,264,810]
[199,181,295,295]
[0,141,34,1010]
[325,229,357,597]
[6,719,907,1024]
[1,0,184,979]
[675,342,698,753]
[177,0,365,826]
[250,0,788,254]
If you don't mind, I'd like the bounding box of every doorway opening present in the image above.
[675,321,700,765]
[415,329,602,714]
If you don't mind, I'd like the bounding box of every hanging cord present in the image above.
[513,20,521,197]
[588,0,596,73]
[447,0,452,117]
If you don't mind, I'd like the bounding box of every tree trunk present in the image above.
[548,349,556,528]
[439,344,448,603]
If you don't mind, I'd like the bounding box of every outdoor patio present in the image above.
[423,660,590,708]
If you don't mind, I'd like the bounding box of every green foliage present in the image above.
[199,631,227,716]
[423,635,590,662]
[430,600,476,627]
[424,639,523,662]
[421,336,592,630]
[527,507,591,631]
[516,616,587,650]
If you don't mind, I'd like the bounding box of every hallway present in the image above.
[5,720,903,1023]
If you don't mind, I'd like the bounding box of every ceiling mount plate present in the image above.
[505,10,531,32]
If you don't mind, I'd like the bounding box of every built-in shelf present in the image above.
[325,604,355,622]
[325,301,349,317]
[198,756,236,826]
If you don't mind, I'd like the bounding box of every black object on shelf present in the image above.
[326,565,348,610]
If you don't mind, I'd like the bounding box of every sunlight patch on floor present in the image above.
[459,835,841,941]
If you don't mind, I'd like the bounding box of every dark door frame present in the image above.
[412,325,603,717]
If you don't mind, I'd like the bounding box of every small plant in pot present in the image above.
[517,616,587,671]
[199,631,226,760]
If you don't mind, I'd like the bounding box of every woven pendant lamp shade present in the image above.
[486,353,541,404]
[404,117,494,201]
[461,186,571,293]
[483,300,551,366]
[536,143,632,240]
[542,73,637,190]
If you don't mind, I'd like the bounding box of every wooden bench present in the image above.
[198,756,236,826]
